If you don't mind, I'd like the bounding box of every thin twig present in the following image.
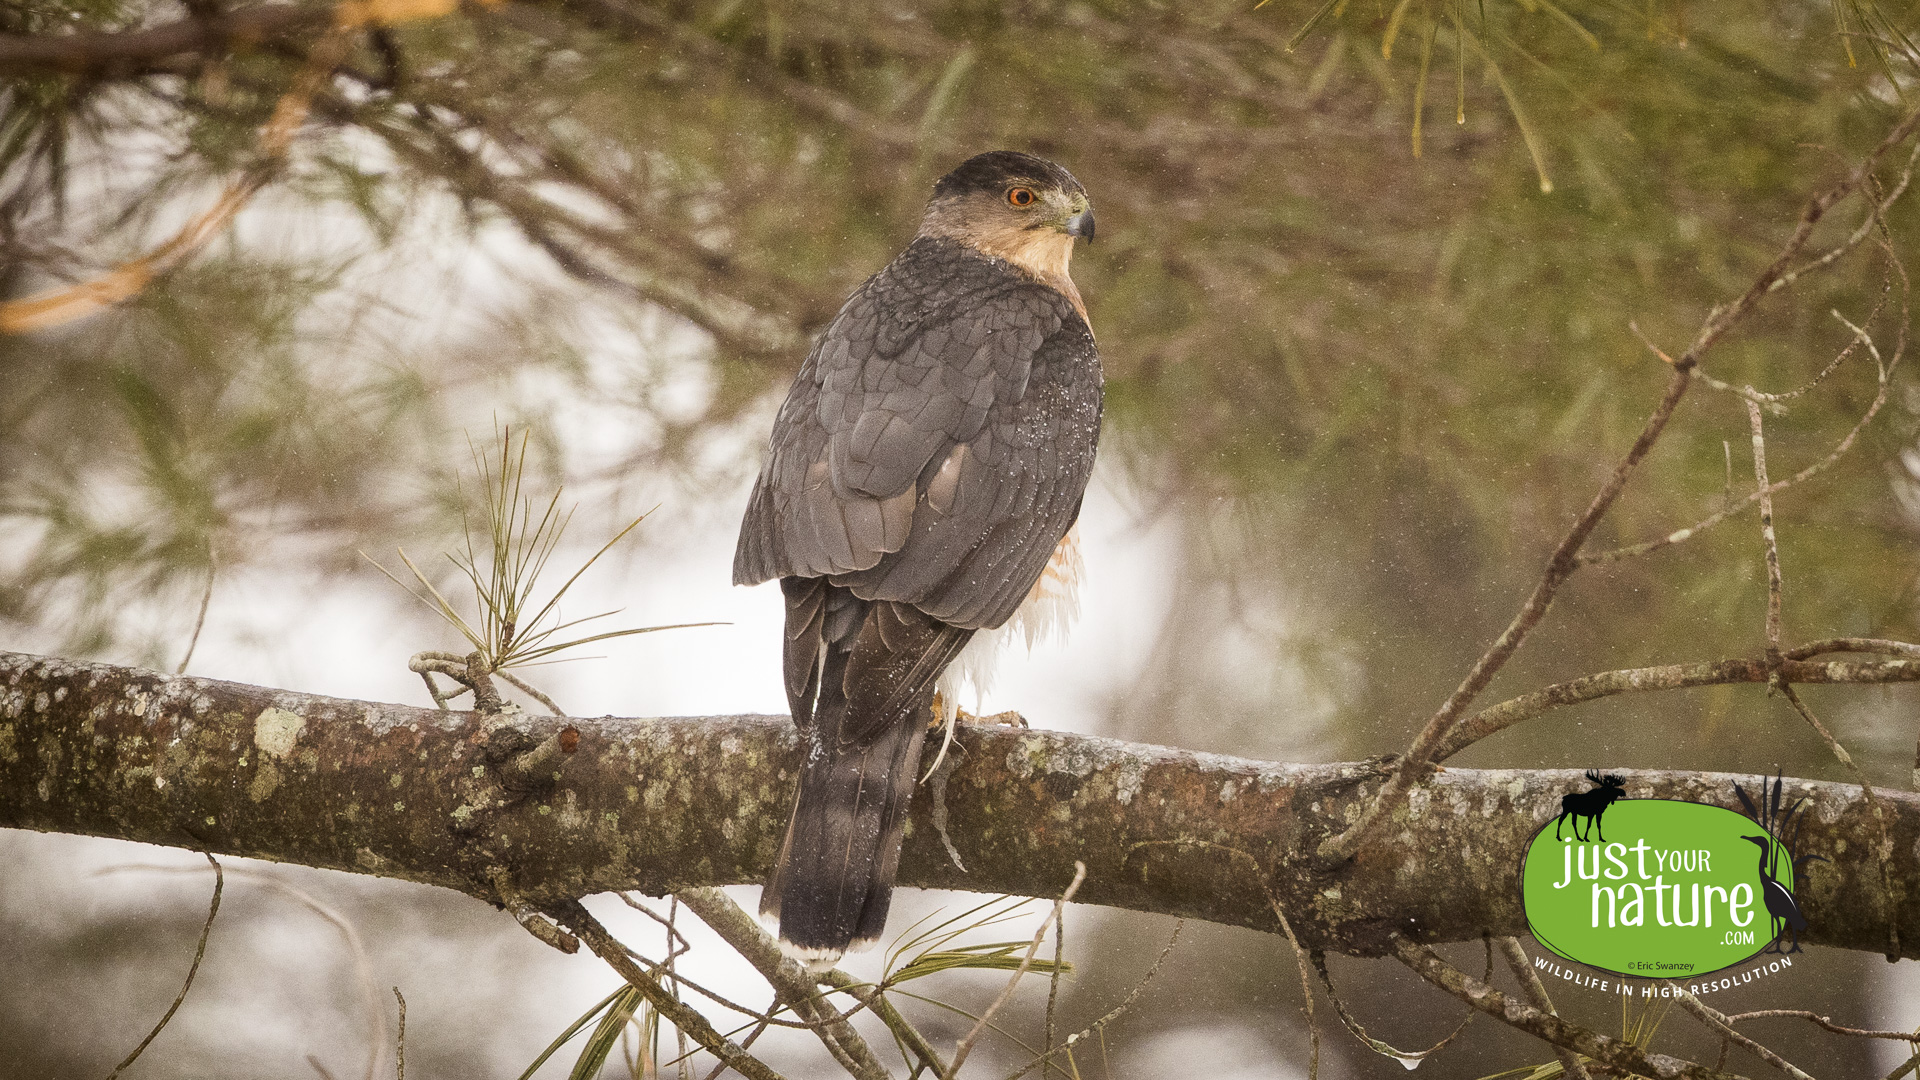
[668,898,692,1080]
[950,863,1085,1078]
[1630,322,1780,415]
[500,670,566,716]
[602,930,822,1031]
[1586,232,1910,569]
[1778,682,1901,960]
[698,1014,774,1080]
[1271,924,1319,1078]
[1002,921,1182,1080]
[620,893,693,962]
[545,900,790,1080]
[392,988,406,1080]
[1690,106,1920,361]
[1433,651,1920,760]
[101,861,388,1078]
[1317,363,1694,865]
[1785,638,1920,661]
[819,970,950,1079]
[1683,290,1887,410]
[175,555,215,675]
[1723,1009,1920,1042]
[1043,911,1063,1080]
[1746,398,1783,664]
[1390,936,1743,1079]
[1497,937,1592,1080]
[1675,992,1812,1080]
[1767,136,1920,296]
[671,887,893,1079]
[1316,115,1920,829]
[1310,943,1482,1067]
[105,853,223,1080]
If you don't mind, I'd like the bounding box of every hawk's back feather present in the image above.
[734,236,1103,632]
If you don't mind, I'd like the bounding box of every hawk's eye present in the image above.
[1007,187,1035,207]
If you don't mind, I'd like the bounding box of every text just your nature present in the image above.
[1552,837,1758,936]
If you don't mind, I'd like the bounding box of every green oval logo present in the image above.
[1521,799,1799,979]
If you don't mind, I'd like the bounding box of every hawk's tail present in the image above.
[762,581,971,967]
[761,702,928,966]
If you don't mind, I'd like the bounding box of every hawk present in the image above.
[733,151,1102,965]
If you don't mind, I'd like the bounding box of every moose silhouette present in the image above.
[1553,771,1627,843]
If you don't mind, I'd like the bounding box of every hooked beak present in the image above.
[1065,206,1096,243]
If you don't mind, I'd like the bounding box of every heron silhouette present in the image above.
[1742,834,1808,954]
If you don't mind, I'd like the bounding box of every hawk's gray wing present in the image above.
[734,236,1102,635]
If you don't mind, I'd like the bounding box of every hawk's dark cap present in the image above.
[932,151,1086,200]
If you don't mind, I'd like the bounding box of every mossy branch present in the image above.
[6,649,1920,963]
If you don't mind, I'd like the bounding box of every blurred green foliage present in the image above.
[3,0,1918,762]
[7,1,1920,1073]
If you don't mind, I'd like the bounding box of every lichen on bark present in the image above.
[3,648,1918,960]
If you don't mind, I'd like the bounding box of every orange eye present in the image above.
[1007,187,1035,207]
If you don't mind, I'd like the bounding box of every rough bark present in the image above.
[3,649,1917,960]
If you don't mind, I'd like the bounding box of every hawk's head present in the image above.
[919,151,1095,287]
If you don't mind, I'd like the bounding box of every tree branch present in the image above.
[1434,654,1920,759]
[0,5,325,78]
[1674,991,1813,1080]
[674,887,895,1080]
[1391,937,1742,1080]
[1497,936,1592,1080]
[6,650,1920,963]
[1312,366,1689,865]
[1316,108,1920,865]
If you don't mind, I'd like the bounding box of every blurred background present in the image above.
[6,0,1920,1074]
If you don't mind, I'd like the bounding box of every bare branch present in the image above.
[1767,136,1920,296]
[1722,1009,1920,1042]
[1497,937,1591,1080]
[1675,992,1813,1080]
[1574,340,1894,566]
[392,988,407,1080]
[1683,106,1920,364]
[498,671,566,717]
[1435,654,1920,759]
[1584,212,1911,570]
[819,970,951,1080]
[1311,946,1479,1066]
[1321,109,1920,866]
[175,555,216,676]
[1785,638,1920,661]
[546,899,789,1080]
[105,853,224,1080]
[1390,936,1744,1080]
[1317,363,1695,865]
[674,888,895,1080]
[1002,921,1182,1080]
[950,863,1085,1077]
[1746,398,1783,662]
[1779,682,1901,960]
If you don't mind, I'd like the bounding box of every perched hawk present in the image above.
[734,151,1103,965]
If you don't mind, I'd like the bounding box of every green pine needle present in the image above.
[363,425,721,674]
[514,986,629,1080]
